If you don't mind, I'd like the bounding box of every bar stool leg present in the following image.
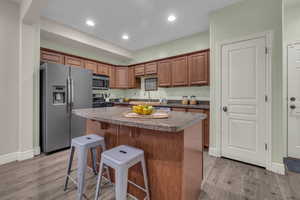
[141,158,150,200]
[115,168,128,200]
[77,148,88,200]
[95,161,104,200]
[64,146,75,191]
[91,148,98,175]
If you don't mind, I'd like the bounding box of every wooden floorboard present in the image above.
[0,150,299,200]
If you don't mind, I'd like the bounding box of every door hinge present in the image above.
[265,143,268,151]
[265,95,268,102]
[265,47,268,54]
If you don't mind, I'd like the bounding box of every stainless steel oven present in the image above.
[92,75,109,90]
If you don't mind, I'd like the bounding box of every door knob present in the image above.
[290,104,296,110]
[223,106,228,112]
[290,97,296,102]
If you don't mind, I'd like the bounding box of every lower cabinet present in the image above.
[172,108,210,148]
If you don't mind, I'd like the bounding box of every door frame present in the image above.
[213,31,273,170]
[286,40,300,158]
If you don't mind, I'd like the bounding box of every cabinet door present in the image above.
[158,60,172,87]
[188,52,209,86]
[128,67,136,88]
[109,66,116,88]
[188,109,209,148]
[65,56,84,68]
[135,64,145,76]
[145,62,157,75]
[41,50,64,64]
[84,60,97,74]
[171,56,188,86]
[98,63,109,76]
[115,67,129,88]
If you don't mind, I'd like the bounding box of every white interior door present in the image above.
[288,43,300,159]
[221,37,267,167]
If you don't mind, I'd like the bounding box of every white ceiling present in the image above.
[42,0,241,51]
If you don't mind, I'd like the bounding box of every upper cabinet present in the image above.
[158,60,172,87]
[65,56,84,68]
[188,51,209,86]
[145,62,157,75]
[41,50,64,64]
[84,60,97,74]
[134,64,145,76]
[109,66,116,88]
[98,63,109,76]
[171,56,188,86]
[115,67,129,89]
[128,67,136,89]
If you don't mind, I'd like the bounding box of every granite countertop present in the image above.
[73,107,207,132]
[113,102,210,110]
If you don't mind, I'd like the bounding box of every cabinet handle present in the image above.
[290,104,296,110]
[223,106,228,112]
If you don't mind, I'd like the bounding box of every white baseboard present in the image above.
[34,146,41,155]
[208,147,221,157]
[0,149,35,165]
[17,149,34,161]
[269,162,285,175]
[0,152,18,165]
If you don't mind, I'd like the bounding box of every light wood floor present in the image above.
[0,150,299,200]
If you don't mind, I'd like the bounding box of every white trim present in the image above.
[0,152,18,165]
[17,149,34,161]
[34,146,41,155]
[214,31,273,171]
[208,147,221,157]
[0,149,35,165]
[270,162,285,175]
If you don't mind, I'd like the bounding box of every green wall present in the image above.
[210,0,283,164]
[285,0,300,43]
[128,31,209,64]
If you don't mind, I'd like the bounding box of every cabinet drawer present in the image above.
[135,65,145,76]
[145,62,157,75]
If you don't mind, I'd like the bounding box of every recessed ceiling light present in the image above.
[122,34,129,40]
[86,19,95,27]
[167,15,176,22]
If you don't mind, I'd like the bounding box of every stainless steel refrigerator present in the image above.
[40,62,92,153]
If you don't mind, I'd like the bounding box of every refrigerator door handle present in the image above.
[71,79,74,106]
[67,77,71,112]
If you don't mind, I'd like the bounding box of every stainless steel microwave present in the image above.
[92,75,109,90]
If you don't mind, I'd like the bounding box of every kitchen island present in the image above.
[73,107,206,200]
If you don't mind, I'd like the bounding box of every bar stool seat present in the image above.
[64,134,110,200]
[95,145,150,200]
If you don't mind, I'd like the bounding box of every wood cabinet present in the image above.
[158,60,172,87]
[84,60,98,74]
[41,50,64,64]
[145,62,157,75]
[171,56,188,86]
[188,109,209,148]
[172,108,187,112]
[109,66,116,88]
[115,67,129,88]
[134,64,145,76]
[65,56,84,68]
[128,67,136,88]
[188,51,209,86]
[98,63,109,76]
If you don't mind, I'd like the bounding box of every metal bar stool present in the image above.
[64,134,110,200]
[95,145,150,200]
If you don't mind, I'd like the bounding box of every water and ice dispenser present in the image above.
[52,86,66,105]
